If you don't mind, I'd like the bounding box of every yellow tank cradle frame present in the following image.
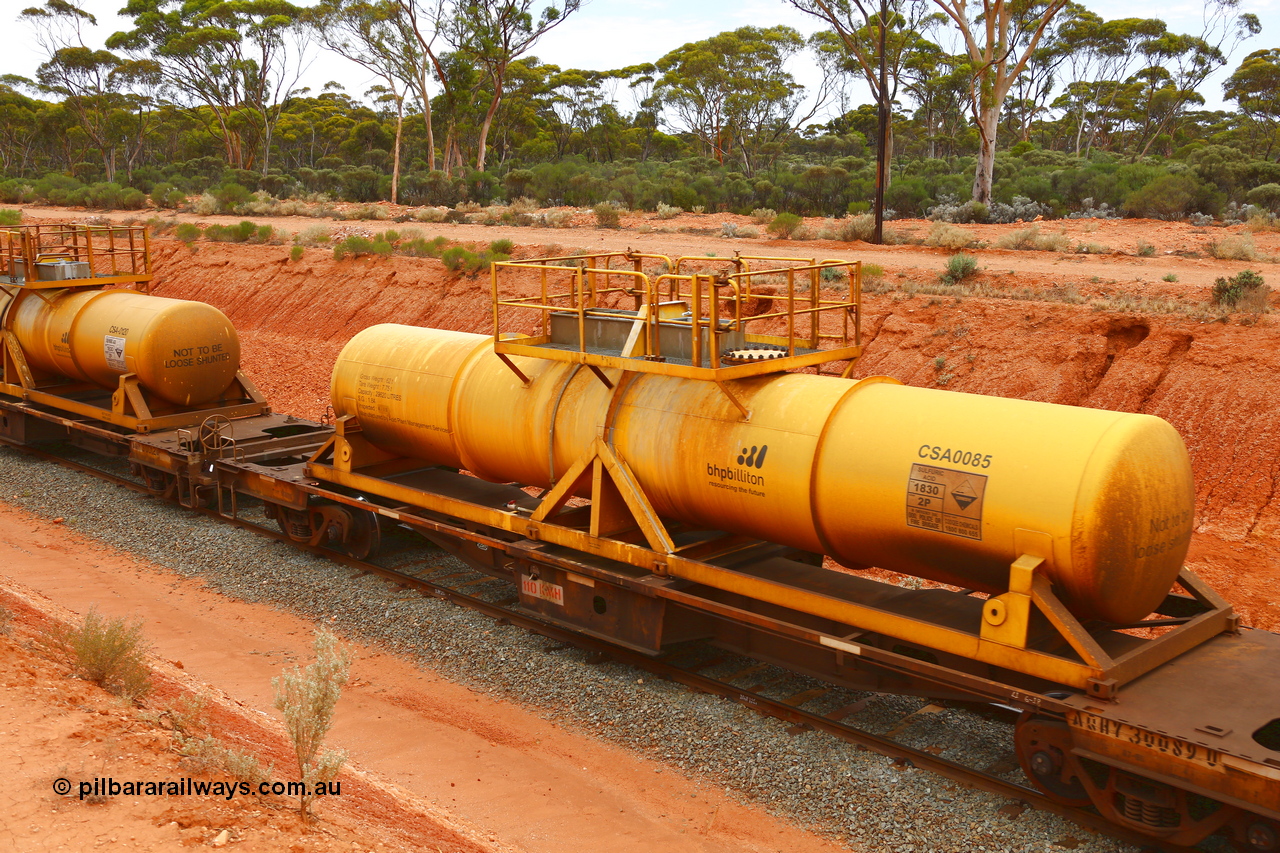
[490,250,862,414]
[0,224,268,433]
[309,250,1236,699]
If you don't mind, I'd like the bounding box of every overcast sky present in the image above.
[3,0,1276,120]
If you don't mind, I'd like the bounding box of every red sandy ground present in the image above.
[3,204,1280,851]
[0,503,849,853]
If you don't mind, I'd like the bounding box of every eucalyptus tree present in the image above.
[0,81,47,175]
[789,0,939,163]
[389,0,453,172]
[19,0,154,181]
[926,0,1070,204]
[308,0,421,201]
[1225,49,1280,160]
[1046,8,1165,156]
[653,26,822,175]
[1127,2,1260,159]
[447,0,582,172]
[108,0,308,172]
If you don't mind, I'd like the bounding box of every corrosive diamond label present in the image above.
[905,463,987,540]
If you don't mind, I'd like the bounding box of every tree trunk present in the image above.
[417,70,436,172]
[476,82,503,173]
[972,103,998,205]
[442,123,455,178]
[390,106,403,204]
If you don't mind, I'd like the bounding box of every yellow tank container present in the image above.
[7,288,241,407]
[331,325,1195,624]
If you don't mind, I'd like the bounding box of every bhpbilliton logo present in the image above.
[707,444,769,486]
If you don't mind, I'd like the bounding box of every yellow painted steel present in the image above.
[331,325,1195,624]
[5,288,240,406]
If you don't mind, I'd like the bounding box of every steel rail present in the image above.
[0,437,1196,852]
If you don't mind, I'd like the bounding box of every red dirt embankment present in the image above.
[140,231,1280,630]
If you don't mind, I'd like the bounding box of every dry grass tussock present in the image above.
[152,692,274,787]
[1205,234,1257,261]
[995,226,1071,252]
[923,222,978,250]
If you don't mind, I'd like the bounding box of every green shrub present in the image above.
[1122,173,1218,219]
[1245,183,1280,212]
[333,235,376,259]
[1212,269,1267,308]
[441,245,472,271]
[203,221,261,243]
[44,607,151,700]
[401,235,448,257]
[0,180,34,204]
[1163,273,1178,282]
[838,214,875,242]
[489,238,514,254]
[941,253,978,285]
[210,182,252,214]
[768,212,803,238]
[174,222,201,244]
[290,245,304,261]
[593,203,621,228]
[0,209,21,226]
[1136,240,1156,257]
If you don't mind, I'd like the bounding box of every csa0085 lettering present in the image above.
[918,445,993,469]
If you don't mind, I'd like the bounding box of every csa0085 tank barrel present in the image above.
[331,325,1196,625]
[7,288,241,407]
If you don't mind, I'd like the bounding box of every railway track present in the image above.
[2,436,1190,852]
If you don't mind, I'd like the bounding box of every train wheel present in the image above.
[266,501,381,560]
[1014,714,1091,807]
[338,506,381,560]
